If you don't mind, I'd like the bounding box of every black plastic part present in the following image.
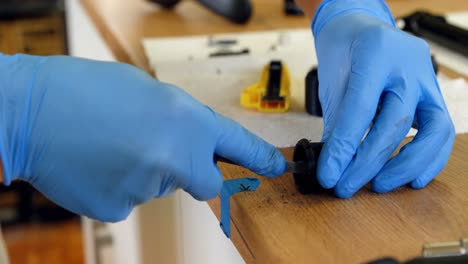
[209,48,250,57]
[148,0,182,8]
[431,55,439,75]
[305,67,322,117]
[292,139,324,194]
[401,10,468,57]
[197,0,252,24]
[284,0,304,16]
[262,61,285,102]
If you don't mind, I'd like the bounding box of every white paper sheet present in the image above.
[143,26,468,147]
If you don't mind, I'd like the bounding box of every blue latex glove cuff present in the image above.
[0,54,45,186]
[312,0,396,37]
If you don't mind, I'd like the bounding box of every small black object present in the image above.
[208,38,238,46]
[209,48,250,57]
[305,67,322,117]
[292,139,324,194]
[431,55,439,75]
[284,0,304,16]
[401,11,468,58]
[149,0,252,24]
[304,55,438,118]
[262,61,285,102]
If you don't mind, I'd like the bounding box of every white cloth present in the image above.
[143,29,468,147]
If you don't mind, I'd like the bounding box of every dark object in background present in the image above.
[305,67,322,117]
[0,0,68,55]
[0,0,59,19]
[400,11,468,58]
[209,48,250,57]
[262,61,285,103]
[0,182,76,226]
[284,0,304,16]
[292,139,324,194]
[305,56,439,117]
[149,0,252,24]
[431,55,439,75]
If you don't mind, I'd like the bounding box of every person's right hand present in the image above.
[312,0,455,198]
[0,54,285,222]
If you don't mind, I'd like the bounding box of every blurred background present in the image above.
[0,1,83,263]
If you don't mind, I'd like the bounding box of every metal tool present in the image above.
[214,154,306,174]
[423,238,468,258]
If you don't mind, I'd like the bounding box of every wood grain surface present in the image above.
[214,135,468,263]
[80,0,468,263]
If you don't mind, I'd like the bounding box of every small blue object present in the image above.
[220,177,261,238]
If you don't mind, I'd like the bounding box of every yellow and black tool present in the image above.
[241,60,290,113]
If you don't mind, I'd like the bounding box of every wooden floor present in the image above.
[3,219,84,264]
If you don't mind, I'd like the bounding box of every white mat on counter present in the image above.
[143,28,468,147]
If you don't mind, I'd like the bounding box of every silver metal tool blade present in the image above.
[285,161,307,174]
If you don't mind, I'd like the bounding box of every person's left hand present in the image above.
[312,0,455,198]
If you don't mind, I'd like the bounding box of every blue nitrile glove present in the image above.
[0,54,285,222]
[313,0,455,198]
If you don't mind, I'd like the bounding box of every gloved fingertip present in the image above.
[244,145,286,178]
[89,204,132,223]
[334,187,354,199]
[265,150,286,177]
[317,163,339,189]
[184,166,223,201]
[409,178,428,190]
[371,180,392,194]
[186,181,222,201]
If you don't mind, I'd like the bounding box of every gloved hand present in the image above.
[313,0,455,198]
[0,54,285,222]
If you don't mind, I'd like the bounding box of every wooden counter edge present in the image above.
[80,0,152,74]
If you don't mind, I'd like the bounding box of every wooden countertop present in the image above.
[81,0,468,263]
